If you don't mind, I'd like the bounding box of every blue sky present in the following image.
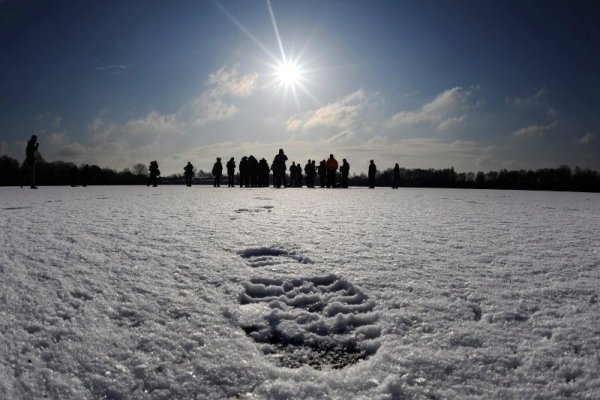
[1,0,598,174]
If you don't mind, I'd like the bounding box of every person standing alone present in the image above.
[22,135,39,189]
[368,160,377,189]
[184,161,194,187]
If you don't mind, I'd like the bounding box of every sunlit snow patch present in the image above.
[238,274,381,369]
[238,246,314,267]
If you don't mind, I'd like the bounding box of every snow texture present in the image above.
[0,186,599,399]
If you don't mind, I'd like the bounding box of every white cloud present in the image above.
[388,87,473,131]
[286,118,303,131]
[437,115,466,131]
[192,65,259,126]
[506,87,548,108]
[575,132,596,145]
[302,90,368,130]
[194,99,238,127]
[49,132,67,144]
[57,142,88,158]
[206,66,258,98]
[511,121,558,138]
[125,111,179,136]
[367,135,389,145]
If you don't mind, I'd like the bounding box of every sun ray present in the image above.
[268,0,287,63]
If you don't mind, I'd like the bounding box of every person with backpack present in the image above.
[184,161,195,187]
[148,161,160,187]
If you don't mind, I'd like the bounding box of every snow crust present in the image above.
[0,186,599,399]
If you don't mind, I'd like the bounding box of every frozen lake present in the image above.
[1,186,599,399]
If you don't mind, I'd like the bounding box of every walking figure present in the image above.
[340,158,350,188]
[368,160,377,189]
[393,163,400,189]
[226,157,236,187]
[212,157,223,187]
[148,161,160,187]
[22,135,39,189]
[184,161,194,187]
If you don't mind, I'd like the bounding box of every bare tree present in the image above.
[132,163,148,176]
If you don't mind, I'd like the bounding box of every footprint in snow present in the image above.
[238,274,381,369]
[238,246,313,267]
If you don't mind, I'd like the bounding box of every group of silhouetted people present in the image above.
[202,149,390,189]
[18,137,401,189]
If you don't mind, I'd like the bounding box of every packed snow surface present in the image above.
[1,186,599,399]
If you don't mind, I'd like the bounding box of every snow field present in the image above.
[0,186,599,399]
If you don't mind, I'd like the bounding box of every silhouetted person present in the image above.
[70,165,78,187]
[22,135,39,189]
[304,160,316,188]
[239,156,248,187]
[368,160,377,189]
[289,162,297,187]
[296,162,303,187]
[258,158,270,187]
[248,155,259,187]
[340,158,350,188]
[325,154,338,188]
[184,161,194,187]
[272,148,288,188]
[148,161,160,187]
[393,163,400,189]
[226,157,236,187]
[81,164,89,187]
[318,160,326,188]
[212,157,223,187]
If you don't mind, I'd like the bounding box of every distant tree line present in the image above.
[0,154,598,192]
[349,165,599,192]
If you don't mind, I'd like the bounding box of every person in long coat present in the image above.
[212,157,223,187]
[393,163,400,189]
[368,160,377,189]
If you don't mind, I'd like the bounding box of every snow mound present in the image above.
[238,274,381,369]
[238,246,314,267]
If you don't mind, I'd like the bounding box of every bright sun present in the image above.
[275,61,302,88]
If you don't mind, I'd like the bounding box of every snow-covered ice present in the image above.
[1,186,599,399]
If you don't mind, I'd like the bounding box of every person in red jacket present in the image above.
[325,154,338,188]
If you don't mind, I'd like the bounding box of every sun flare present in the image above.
[275,61,302,88]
